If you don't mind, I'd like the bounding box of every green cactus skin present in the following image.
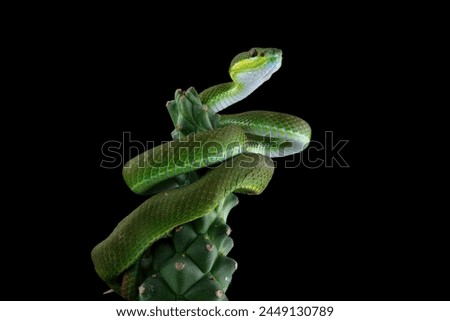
[167,87,220,139]
[137,193,238,300]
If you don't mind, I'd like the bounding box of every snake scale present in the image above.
[92,48,311,299]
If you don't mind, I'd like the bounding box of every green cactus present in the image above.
[133,89,239,300]
[137,193,238,300]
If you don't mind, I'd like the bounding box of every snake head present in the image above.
[229,48,282,86]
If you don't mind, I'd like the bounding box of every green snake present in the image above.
[92,47,311,298]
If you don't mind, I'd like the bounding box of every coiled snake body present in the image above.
[92,48,311,299]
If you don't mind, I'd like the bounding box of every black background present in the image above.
[3,7,447,301]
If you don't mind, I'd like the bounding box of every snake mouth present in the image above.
[261,56,282,83]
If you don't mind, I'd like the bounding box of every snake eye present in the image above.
[249,48,258,57]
